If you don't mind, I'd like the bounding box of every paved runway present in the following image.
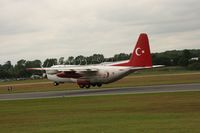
[1,83,200,100]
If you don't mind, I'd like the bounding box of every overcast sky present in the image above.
[0,0,200,64]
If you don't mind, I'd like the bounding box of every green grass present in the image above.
[106,72,200,88]
[0,79,50,85]
[0,91,200,133]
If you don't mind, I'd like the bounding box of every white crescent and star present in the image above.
[135,47,145,56]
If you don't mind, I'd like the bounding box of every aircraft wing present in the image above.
[27,66,98,73]
[58,68,98,72]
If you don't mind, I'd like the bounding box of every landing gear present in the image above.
[78,84,90,89]
[53,82,59,86]
[97,83,102,87]
[78,83,102,88]
[85,84,91,89]
[91,83,96,87]
[79,84,85,88]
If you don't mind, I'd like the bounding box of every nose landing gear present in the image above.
[53,82,59,86]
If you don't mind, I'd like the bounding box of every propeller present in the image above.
[41,61,49,78]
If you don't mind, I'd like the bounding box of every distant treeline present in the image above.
[0,49,200,79]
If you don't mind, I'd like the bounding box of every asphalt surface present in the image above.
[0,83,200,100]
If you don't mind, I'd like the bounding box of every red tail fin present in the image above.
[113,33,152,67]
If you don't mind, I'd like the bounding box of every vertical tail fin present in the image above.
[113,33,152,67]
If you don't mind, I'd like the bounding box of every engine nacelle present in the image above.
[46,70,58,74]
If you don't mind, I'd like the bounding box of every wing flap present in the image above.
[27,66,99,74]
[58,68,98,72]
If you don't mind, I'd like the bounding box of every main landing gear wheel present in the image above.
[78,83,101,88]
[53,82,59,86]
[85,84,91,89]
[91,83,96,87]
[97,83,102,87]
[79,84,85,88]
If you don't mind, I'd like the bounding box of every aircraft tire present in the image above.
[85,84,90,89]
[54,82,59,86]
[79,84,85,88]
[91,83,96,87]
[97,83,102,87]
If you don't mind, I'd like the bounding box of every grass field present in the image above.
[0,91,200,133]
[0,71,200,94]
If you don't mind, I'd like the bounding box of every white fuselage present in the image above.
[46,65,133,84]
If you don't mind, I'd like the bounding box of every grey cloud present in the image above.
[0,0,200,64]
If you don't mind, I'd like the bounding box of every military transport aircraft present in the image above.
[27,33,163,88]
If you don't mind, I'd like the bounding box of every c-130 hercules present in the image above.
[27,33,163,88]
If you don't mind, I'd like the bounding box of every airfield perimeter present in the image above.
[1,83,200,100]
[1,70,200,100]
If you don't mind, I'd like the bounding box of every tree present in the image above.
[66,56,75,65]
[25,60,41,69]
[58,57,64,65]
[114,53,129,61]
[14,59,26,78]
[0,61,14,78]
[188,61,200,70]
[25,60,42,77]
[75,55,86,65]
[178,50,191,66]
[152,53,172,66]
[43,58,57,67]
[3,61,13,70]
[90,54,104,64]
